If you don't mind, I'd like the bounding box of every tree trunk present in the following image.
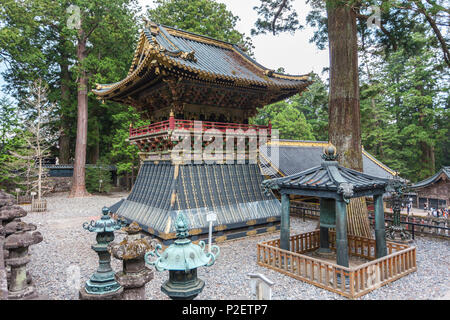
[69,31,90,198]
[59,60,71,164]
[326,1,371,238]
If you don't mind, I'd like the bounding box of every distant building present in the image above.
[260,140,395,179]
[412,166,449,209]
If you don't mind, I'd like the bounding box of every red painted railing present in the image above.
[129,118,271,138]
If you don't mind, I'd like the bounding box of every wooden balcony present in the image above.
[129,118,271,139]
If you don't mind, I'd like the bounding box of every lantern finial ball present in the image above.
[322,144,338,161]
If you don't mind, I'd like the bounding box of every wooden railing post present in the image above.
[169,110,175,130]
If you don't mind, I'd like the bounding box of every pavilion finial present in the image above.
[142,18,159,34]
[322,145,338,161]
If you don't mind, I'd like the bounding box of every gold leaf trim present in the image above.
[214,225,227,231]
[215,235,227,243]
[189,228,202,235]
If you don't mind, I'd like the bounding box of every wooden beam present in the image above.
[280,192,291,251]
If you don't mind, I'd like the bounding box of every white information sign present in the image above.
[207,213,217,222]
[206,212,217,253]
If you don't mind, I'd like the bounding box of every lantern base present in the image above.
[7,285,39,300]
[81,270,122,296]
[79,285,123,300]
[387,226,413,244]
[161,276,205,300]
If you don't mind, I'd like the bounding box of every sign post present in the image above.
[206,212,217,253]
[248,273,274,300]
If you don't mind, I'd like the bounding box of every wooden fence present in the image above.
[31,199,47,212]
[292,201,449,238]
[290,202,320,220]
[257,230,417,299]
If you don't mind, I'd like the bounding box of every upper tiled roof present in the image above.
[412,166,450,189]
[259,140,396,179]
[93,23,311,99]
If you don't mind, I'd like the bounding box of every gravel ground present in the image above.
[22,192,449,300]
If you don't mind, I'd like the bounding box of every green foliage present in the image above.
[0,97,25,190]
[109,106,147,175]
[85,161,113,193]
[360,33,449,181]
[272,105,315,140]
[252,73,328,141]
[252,0,448,181]
[148,0,254,53]
[0,0,141,166]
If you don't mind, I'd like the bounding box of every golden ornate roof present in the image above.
[93,23,312,105]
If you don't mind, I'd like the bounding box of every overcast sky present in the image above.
[0,0,330,100]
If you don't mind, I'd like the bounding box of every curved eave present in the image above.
[412,167,450,189]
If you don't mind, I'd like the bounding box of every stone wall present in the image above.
[45,177,72,193]
[0,226,7,300]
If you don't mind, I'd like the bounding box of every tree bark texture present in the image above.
[59,60,71,164]
[327,1,371,238]
[69,31,90,198]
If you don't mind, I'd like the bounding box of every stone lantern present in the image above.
[145,212,220,300]
[386,174,412,242]
[4,221,42,299]
[0,190,40,299]
[108,222,155,300]
[79,207,125,300]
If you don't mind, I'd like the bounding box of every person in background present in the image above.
[407,201,412,215]
[432,208,437,217]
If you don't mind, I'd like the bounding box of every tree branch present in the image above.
[272,0,288,35]
[413,0,450,67]
[355,11,398,51]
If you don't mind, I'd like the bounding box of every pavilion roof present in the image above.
[259,140,397,179]
[262,148,389,199]
[92,22,311,105]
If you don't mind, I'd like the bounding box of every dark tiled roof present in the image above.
[412,166,450,189]
[115,161,280,239]
[262,158,388,199]
[93,23,311,98]
[108,199,125,214]
[41,164,117,170]
[259,140,395,179]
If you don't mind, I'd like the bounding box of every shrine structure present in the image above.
[93,22,312,244]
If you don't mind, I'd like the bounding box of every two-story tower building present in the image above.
[93,22,312,244]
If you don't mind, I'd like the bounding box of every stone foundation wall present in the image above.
[46,177,72,193]
[0,229,7,300]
